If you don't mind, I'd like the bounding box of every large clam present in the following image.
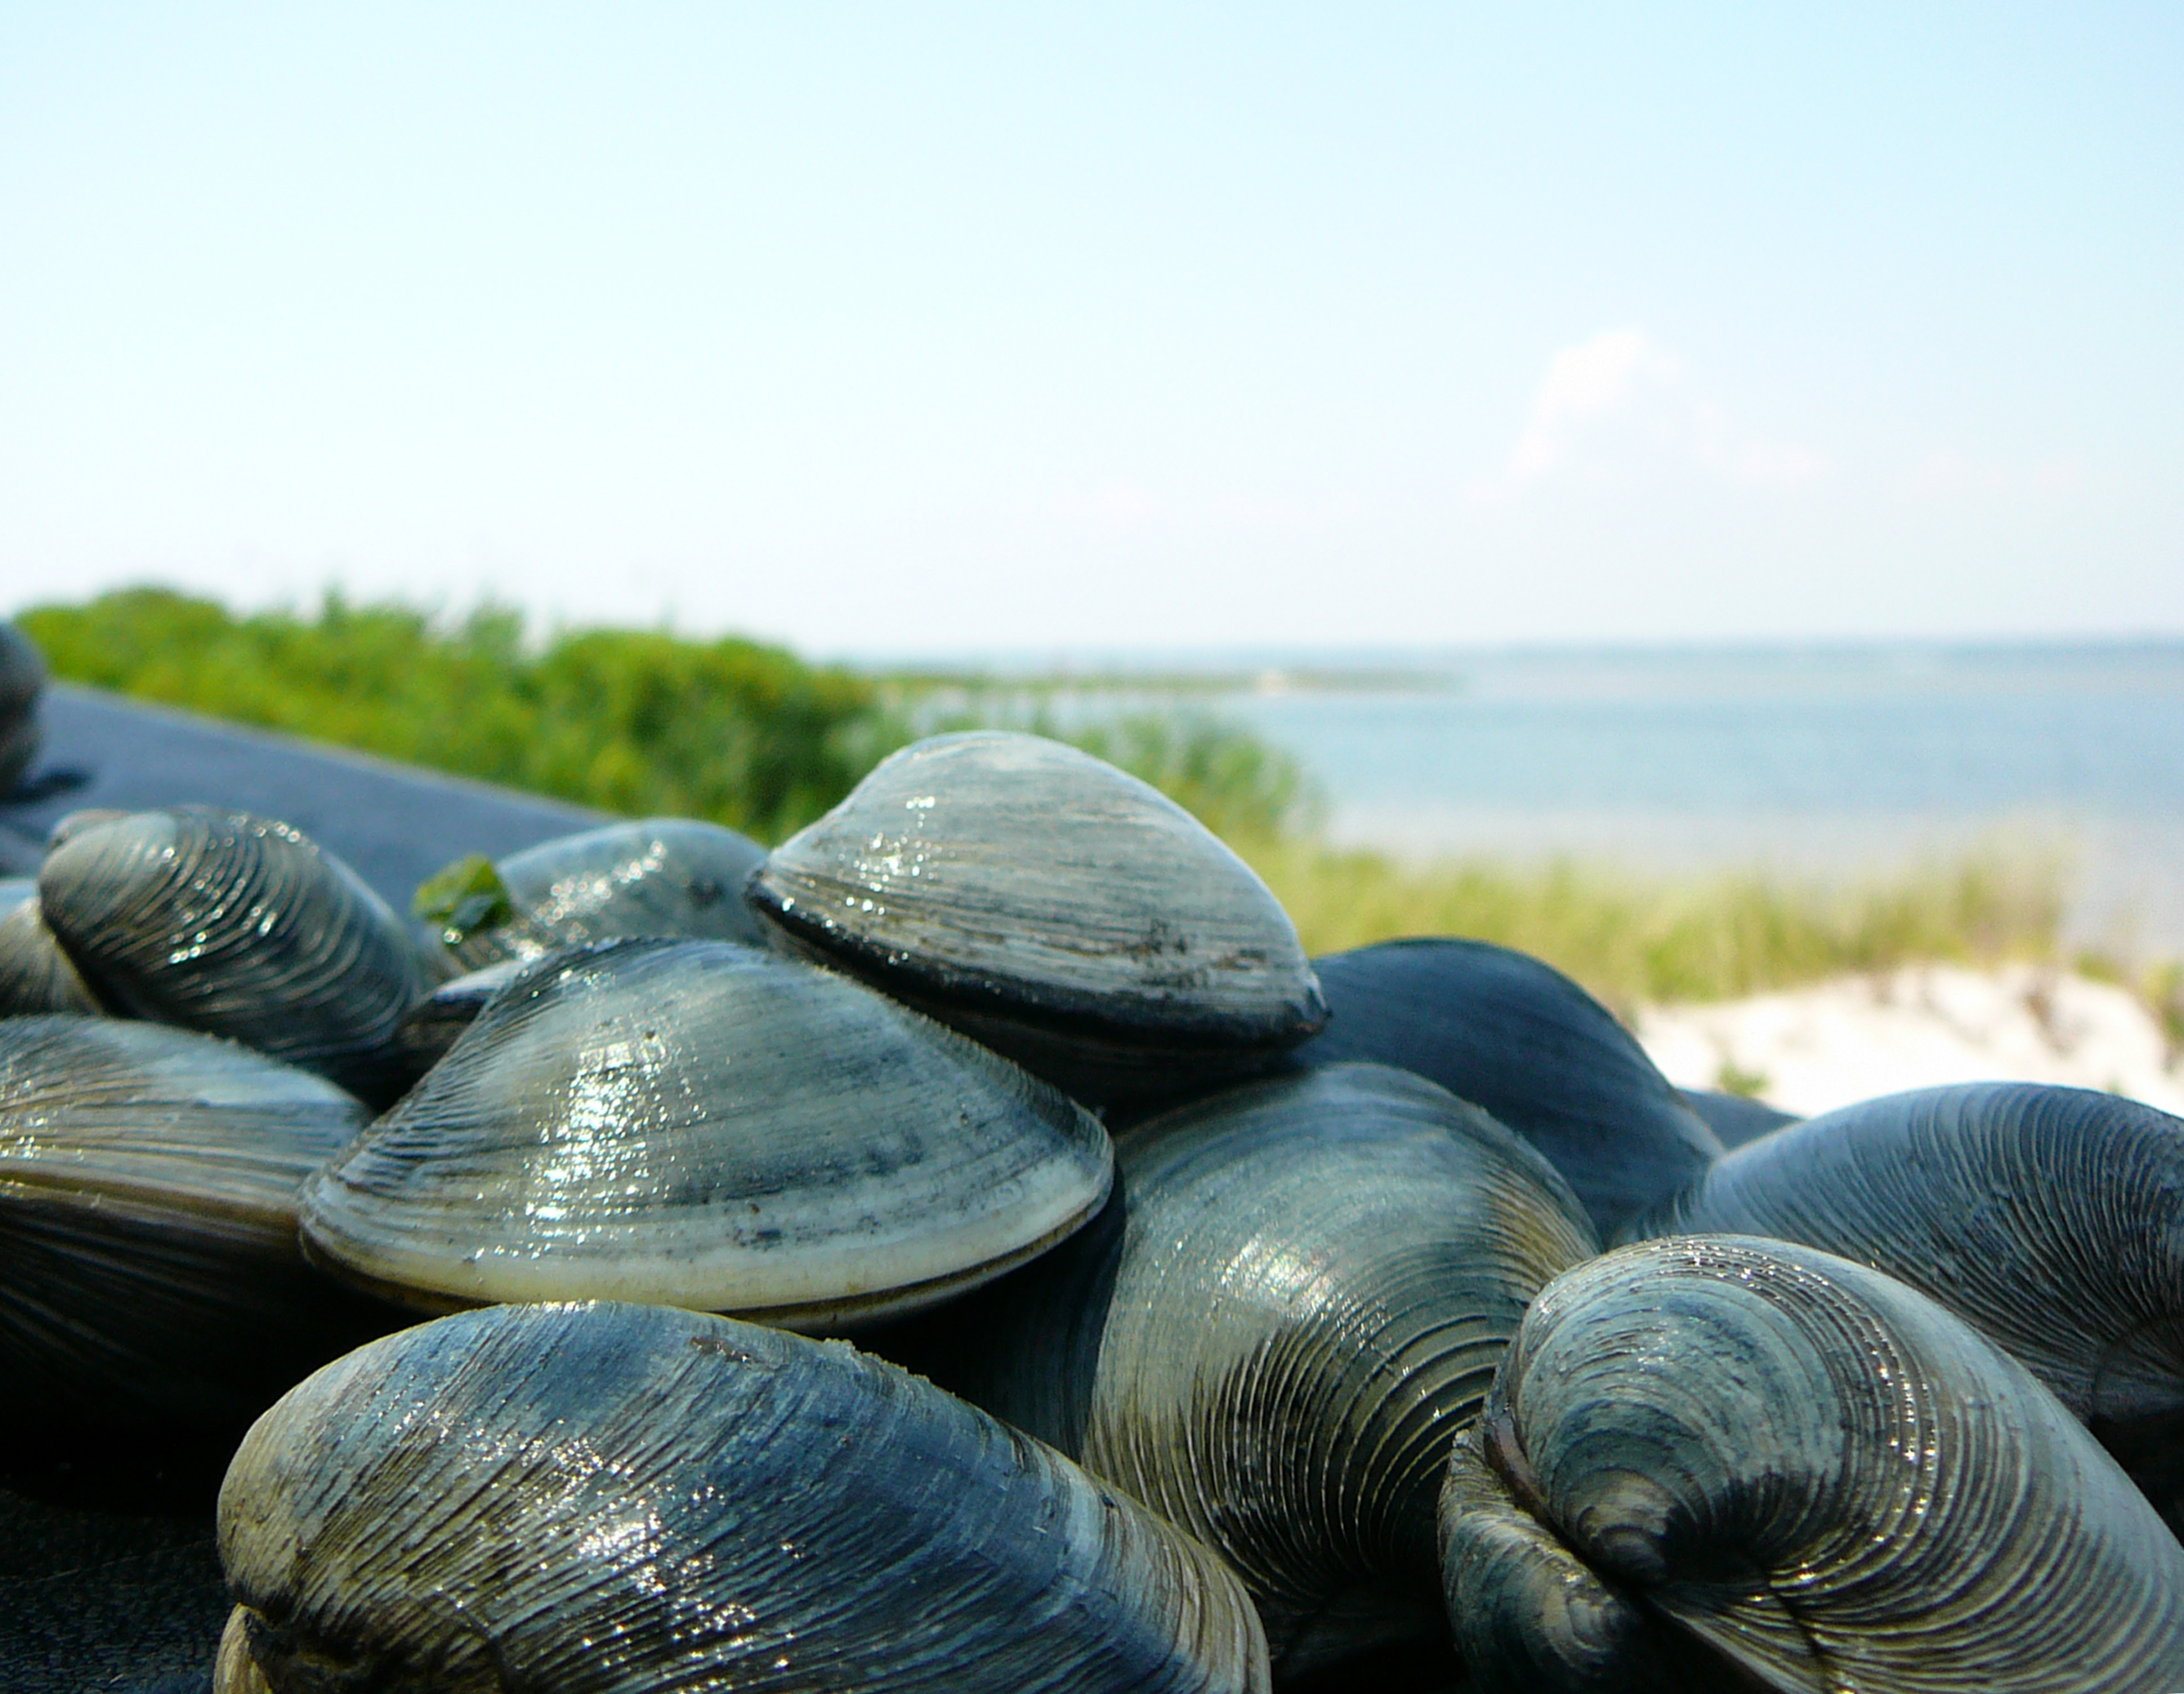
[415,814,773,972]
[0,1016,385,1428]
[37,807,432,1104]
[301,937,1113,1327]
[1440,1235,2184,1692]
[1294,938,1722,1236]
[1633,1081,2184,1523]
[215,1300,1270,1693]
[911,1061,1599,1678]
[748,731,1329,1106]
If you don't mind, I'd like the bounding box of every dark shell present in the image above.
[0,1017,387,1428]
[217,1301,1270,1692]
[38,807,432,1104]
[0,621,45,796]
[1634,1082,2184,1524]
[1440,1236,2184,1692]
[1292,938,1722,1236]
[418,816,772,972]
[0,886,102,1016]
[302,938,1114,1327]
[748,731,1328,1106]
[908,1061,1598,1679]
[385,954,529,1079]
[1677,1085,1799,1149]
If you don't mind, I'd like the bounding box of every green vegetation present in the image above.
[17,586,2109,1012]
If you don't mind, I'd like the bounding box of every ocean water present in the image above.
[968,642,2184,958]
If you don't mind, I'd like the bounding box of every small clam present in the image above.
[38,807,432,1104]
[0,620,45,794]
[1633,1081,2184,1524]
[748,731,1328,1106]
[1440,1236,2184,1692]
[301,937,1113,1327]
[415,815,772,972]
[0,1016,383,1428]
[217,1301,1270,1692]
[0,883,102,1017]
[1294,938,1722,1236]
[913,1061,1599,1678]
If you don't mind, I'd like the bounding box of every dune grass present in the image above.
[14,587,2101,1012]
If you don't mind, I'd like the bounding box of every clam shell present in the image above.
[0,1016,382,1426]
[0,620,44,795]
[217,1301,1270,1692]
[38,807,431,1103]
[1294,939,1722,1236]
[913,1061,1598,1678]
[1633,1081,2184,1524]
[1440,1235,2184,1692]
[0,887,102,1016]
[748,731,1328,1106]
[301,937,1114,1327]
[421,816,772,972]
[386,954,529,1079]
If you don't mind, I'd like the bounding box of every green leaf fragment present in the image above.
[413,854,514,945]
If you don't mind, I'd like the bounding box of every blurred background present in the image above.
[4,3,2181,1109]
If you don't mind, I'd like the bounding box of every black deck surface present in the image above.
[0,687,606,1692]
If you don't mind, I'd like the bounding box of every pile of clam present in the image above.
[4,719,2182,1692]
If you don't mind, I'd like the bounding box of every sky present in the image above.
[1,4,2178,658]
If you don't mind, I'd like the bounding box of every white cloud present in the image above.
[1468,329,1829,503]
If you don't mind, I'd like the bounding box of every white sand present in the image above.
[1637,964,2184,1119]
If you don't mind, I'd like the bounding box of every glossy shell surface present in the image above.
[217,1301,1270,1693]
[0,1016,379,1425]
[38,807,431,1101]
[428,816,772,971]
[749,731,1327,1103]
[918,1061,1598,1676]
[1440,1236,2184,1692]
[1294,938,1722,1236]
[302,937,1113,1325]
[0,887,100,1016]
[1635,1081,2184,1522]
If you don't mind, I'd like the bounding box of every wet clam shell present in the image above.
[301,937,1114,1327]
[1293,938,1722,1236]
[748,731,1329,1106]
[914,1061,1599,1678]
[1440,1235,2184,1692]
[0,1016,382,1427]
[0,620,45,795]
[1633,1081,2184,1523]
[38,807,431,1102]
[217,1301,1270,1693]
[0,883,102,1016]
[422,815,772,972]
[385,954,529,1079]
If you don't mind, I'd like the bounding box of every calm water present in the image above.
[968,642,2184,956]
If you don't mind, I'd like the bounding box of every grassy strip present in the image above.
[17,586,2146,1018]
[1241,838,2071,1017]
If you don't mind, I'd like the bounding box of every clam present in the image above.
[1677,1084,1799,1150]
[911,1061,1599,1678]
[386,954,529,1076]
[0,1016,385,1428]
[415,815,773,973]
[0,882,102,1016]
[216,1300,1270,1693]
[0,619,44,794]
[38,807,432,1104]
[1442,1235,2184,1691]
[748,731,1328,1106]
[301,937,1113,1328]
[1295,939,1722,1236]
[1634,1081,2184,1523]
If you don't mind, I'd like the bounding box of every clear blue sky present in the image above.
[2,4,2177,656]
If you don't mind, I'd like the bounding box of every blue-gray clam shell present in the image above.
[215,1301,1270,1692]
[1440,1235,2184,1692]
[748,731,1328,1106]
